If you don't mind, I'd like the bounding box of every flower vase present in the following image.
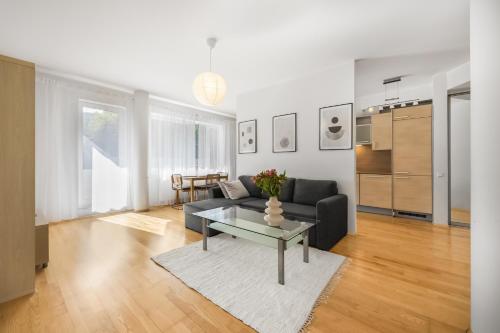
[264,196,284,226]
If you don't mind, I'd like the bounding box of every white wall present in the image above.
[236,61,357,234]
[131,90,150,211]
[471,0,500,331]
[449,97,470,210]
[432,73,449,225]
[355,83,433,116]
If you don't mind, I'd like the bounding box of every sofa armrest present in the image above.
[208,186,225,199]
[314,194,348,250]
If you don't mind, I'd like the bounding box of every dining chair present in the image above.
[171,174,191,209]
[196,173,221,199]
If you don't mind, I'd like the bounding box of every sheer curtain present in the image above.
[148,103,197,206]
[35,75,79,224]
[148,100,236,206]
[35,73,132,224]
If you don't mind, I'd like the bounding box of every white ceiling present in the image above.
[356,49,470,97]
[0,0,470,113]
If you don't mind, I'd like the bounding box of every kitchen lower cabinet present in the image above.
[393,175,432,214]
[359,174,392,209]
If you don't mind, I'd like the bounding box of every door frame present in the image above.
[447,90,471,227]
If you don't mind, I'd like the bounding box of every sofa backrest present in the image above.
[261,178,296,202]
[238,175,262,198]
[239,175,296,202]
[293,179,338,206]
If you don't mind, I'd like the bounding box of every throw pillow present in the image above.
[223,180,250,200]
[217,181,230,199]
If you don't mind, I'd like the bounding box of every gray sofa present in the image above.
[183,175,348,250]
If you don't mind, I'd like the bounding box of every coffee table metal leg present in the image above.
[302,231,309,263]
[202,218,207,251]
[278,239,285,285]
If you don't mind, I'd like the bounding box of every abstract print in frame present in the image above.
[273,113,296,153]
[238,119,257,153]
[319,103,353,150]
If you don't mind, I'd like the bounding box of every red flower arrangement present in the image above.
[253,169,287,197]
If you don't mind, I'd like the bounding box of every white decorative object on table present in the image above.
[264,196,284,226]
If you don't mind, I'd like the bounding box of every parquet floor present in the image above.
[0,208,470,332]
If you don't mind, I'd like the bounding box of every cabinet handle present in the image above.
[366,175,385,178]
[394,176,410,179]
[394,171,409,174]
[394,116,409,120]
[358,141,370,143]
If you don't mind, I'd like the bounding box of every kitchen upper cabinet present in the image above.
[393,115,432,176]
[371,112,392,150]
[393,104,432,120]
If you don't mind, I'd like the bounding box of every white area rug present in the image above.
[152,234,346,333]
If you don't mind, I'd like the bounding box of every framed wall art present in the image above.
[319,103,353,150]
[273,113,297,153]
[238,119,257,153]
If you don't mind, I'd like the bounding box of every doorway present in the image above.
[79,100,129,215]
[448,91,471,226]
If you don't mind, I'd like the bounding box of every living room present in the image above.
[0,1,499,332]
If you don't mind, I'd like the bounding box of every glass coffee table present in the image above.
[193,205,317,285]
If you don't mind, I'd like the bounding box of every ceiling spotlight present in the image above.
[367,106,375,113]
[413,100,419,106]
[400,102,406,107]
[389,104,395,109]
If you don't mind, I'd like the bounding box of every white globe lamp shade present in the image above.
[192,71,227,106]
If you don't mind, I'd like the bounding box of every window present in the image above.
[79,101,129,214]
[148,106,230,205]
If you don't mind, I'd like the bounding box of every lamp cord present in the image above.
[209,47,213,72]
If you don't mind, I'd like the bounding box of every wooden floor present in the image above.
[0,208,470,333]
[451,208,471,225]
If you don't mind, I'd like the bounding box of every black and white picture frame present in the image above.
[238,119,257,153]
[319,103,353,150]
[273,113,297,153]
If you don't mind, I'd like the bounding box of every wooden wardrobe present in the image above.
[0,55,35,303]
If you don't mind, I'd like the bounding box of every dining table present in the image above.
[182,174,229,202]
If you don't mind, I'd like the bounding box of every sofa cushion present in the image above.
[217,181,230,198]
[239,199,316,220]
[261,178,296,202]
[238,199,267,211]
[293,179,338,206]
[238,175,261,198]
[280,202,316,220]
[222,180,250,199]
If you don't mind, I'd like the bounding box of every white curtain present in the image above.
[148,101,236,206]
[148,105,197,206]
[35,73,132,224]
[35,75,80,224]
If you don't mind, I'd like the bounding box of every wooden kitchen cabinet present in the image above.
[371,112,392,150]
[393,115,432,176]
[359,174,392,209]
[393,175,432,214]
[393,104,432,120]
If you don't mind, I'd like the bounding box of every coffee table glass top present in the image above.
[192,206,316,241]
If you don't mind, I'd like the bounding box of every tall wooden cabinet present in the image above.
[0,55,35,303]
[392,105,433,214]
